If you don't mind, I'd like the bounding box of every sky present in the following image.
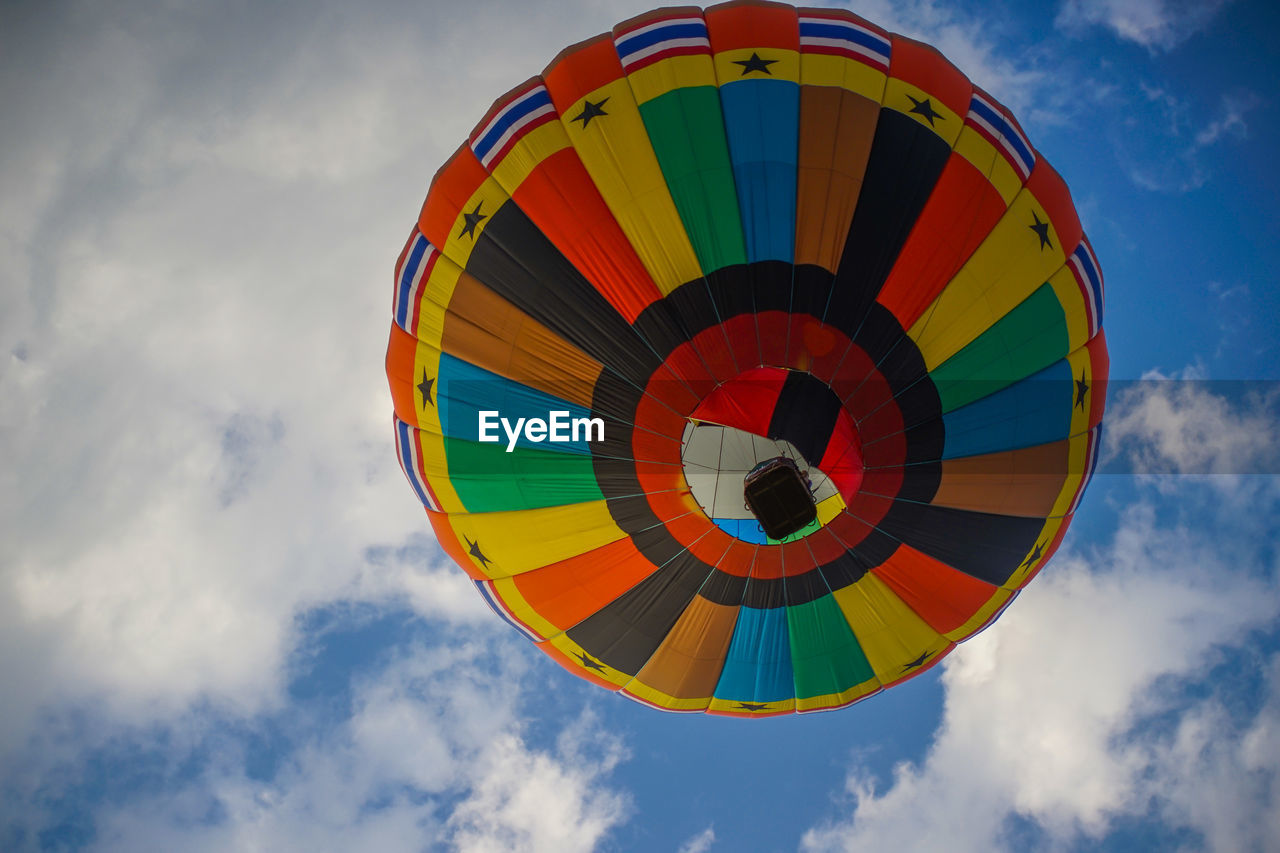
[1,0,1278,850]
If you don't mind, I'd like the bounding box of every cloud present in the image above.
[33,638,631,853]
[1055,0,1232,51]
[0,0,659,754]
[1103,369,1280,477]
[802,384,1280,853]
[677,824,718,853]
[1115,89,1260,193]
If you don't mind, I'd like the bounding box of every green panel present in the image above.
[638,86,747,273]
[444,437,603,512]
[787,593,876,699]
[770,516,820,544]
[930,283,1069,413]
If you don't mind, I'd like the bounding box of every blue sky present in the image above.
[1,0,1278,851]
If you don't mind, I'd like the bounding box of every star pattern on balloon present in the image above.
[465,537,492,569]
[1020,540,1045,569]
[575,651,606,672]
[736,702,769,711]
[902,651,929,671]
[459,201,487,240]
[733,52,777,75]
[1075,371,1089,410]
[906,94,943,126]
[417,372,434,408]
[572,97,609,127]
[1030,211,1053,250]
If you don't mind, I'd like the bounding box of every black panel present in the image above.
[876,502,1043,586]
[823,109,953,332]
[466,202,660,384]
[566,550,712,674]
[769,372,843,466]
[817,550,873,593]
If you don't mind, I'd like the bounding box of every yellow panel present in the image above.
[1048,264,1091,354]
[487,119,571,195]
[410,250,464,350]
[882,77,963,146]
[1003,515,1067,590]
[816,492,847,526]
[833,572,950,681]
[1065,340,1098,439]
[707,695,796,715]
[794,676,881,713]
[544,633,632,688]
[438,177,512,271]
[799,54,886,101]
[909,189,1070,368]
[627,53,717,104]
[444,500,626,580]
[621,679,713,712]
[953,126,1023,205]
[488,576,560,640]
[943,587,1013,642]
[1051,429,1096,517]
[560,79,701,293]
[713,48,800,86]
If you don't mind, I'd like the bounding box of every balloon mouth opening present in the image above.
[678,367,863,544]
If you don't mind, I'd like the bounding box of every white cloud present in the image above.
[802,385,1280,853]
[0,0,658,754]
[1055,0,1232,51]
[70,641,630,853]
[1104,368,1279,478]
[678,824,717,853]
[1116,89,1259,193]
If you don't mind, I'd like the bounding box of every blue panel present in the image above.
[942,358,1075,459]
[714,606,795,703]
[718,80,798,263]
[436,353,594,454]
[713,518,768,543]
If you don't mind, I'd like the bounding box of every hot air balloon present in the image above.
[386,1,1107,717]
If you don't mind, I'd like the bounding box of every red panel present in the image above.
[1025,159,1083,256]
[802,527,850,565]
[877,155,1008,330]
[419,144,489,249]
[756,310,792,367]
[511,148,663,323]
[780,539,819,574]
[750,545,785,580]
[426,509,487,581]
[873,543,998,634]
[385,323,423,424]
[887,35,971,119]
[706,0,799,51]
[544,36,625,109]
[689,365,787,434]
[1086,329,1109,429]
[819,410,864,499]
[789,318,852,380]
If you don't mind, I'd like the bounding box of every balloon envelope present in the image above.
[386,2,1107,716]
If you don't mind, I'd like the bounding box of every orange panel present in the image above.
[873,544,998,634]
[513,537,661,630]
[419,145,489,249]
